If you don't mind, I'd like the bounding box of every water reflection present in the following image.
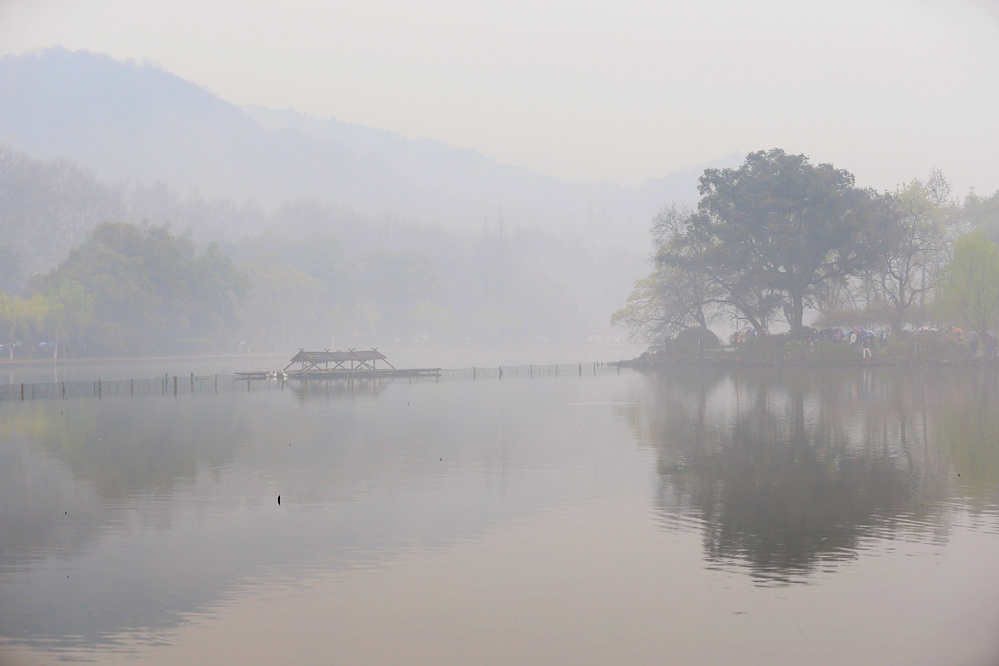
[0,374,638,652]
[2,369,997,662]
[624,368,999,583]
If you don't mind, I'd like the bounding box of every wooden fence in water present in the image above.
[0,362,623,401]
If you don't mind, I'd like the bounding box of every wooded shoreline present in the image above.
[618,350,999,368]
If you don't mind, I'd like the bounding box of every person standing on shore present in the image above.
[969,330,980,357]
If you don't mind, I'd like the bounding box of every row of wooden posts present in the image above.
[9,363,621,400]
[471,362,616,379]
[13,373,221,399]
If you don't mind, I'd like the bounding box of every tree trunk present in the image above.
[894,274,907,334]
[694,304,708,330]
[789,293,805,335]
[741,311,764,334]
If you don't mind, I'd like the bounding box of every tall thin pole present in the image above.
[483,213,490,306]
[498,207,505,315]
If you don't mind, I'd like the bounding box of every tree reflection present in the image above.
[935,370,999,507]
[0,395,250,578]
[627,368,996,583]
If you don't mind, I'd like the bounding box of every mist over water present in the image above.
[2,367,997,665]
[1,9,998,664]
[0,344,644,385]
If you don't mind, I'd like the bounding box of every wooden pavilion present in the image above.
[283,348,396,374]
[237,348,438,380]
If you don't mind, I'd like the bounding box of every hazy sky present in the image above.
[2,0,997,194]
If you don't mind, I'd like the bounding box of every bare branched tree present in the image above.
[869,177,953,331]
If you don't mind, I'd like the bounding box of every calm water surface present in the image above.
[1,367,997,665]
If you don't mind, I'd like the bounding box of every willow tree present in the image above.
[0,291,49,358]
[612,265,710,348]
[937,229,999,343]
[613,205,723,348]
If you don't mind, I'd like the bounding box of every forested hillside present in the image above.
[0,146,638,357]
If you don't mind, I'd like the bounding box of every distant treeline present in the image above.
[0,144,641,357]
[0,218,594,357]
[614,149,999,349]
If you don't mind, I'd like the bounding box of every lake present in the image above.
[1,365,997,665]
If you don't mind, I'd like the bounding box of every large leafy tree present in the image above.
[690,149,880,334]
[34,222,248,355]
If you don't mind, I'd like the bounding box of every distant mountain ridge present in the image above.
[0,48,739,249]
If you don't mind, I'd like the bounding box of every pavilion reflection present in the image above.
[284,375,394,402]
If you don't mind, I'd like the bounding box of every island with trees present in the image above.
[613,149,999,365]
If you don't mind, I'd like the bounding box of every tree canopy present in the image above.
[33,222,248,356]
[628,149,882,342]
[615,151,995,351]
[692,149,880,333]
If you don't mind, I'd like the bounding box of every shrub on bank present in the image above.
[812,341,858,364]
[674,327,721,357]
[941,339,974,361]
[783,339,810,363]
[734,335,787,362]
[735,334,860,364]
[881,335,974,362]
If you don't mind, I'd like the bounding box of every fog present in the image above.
[0,48,721,358]
[4,7,999,666]
[2,0,997,191]
[0,2,997,359]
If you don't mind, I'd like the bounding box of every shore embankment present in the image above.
[616,348,999,369]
